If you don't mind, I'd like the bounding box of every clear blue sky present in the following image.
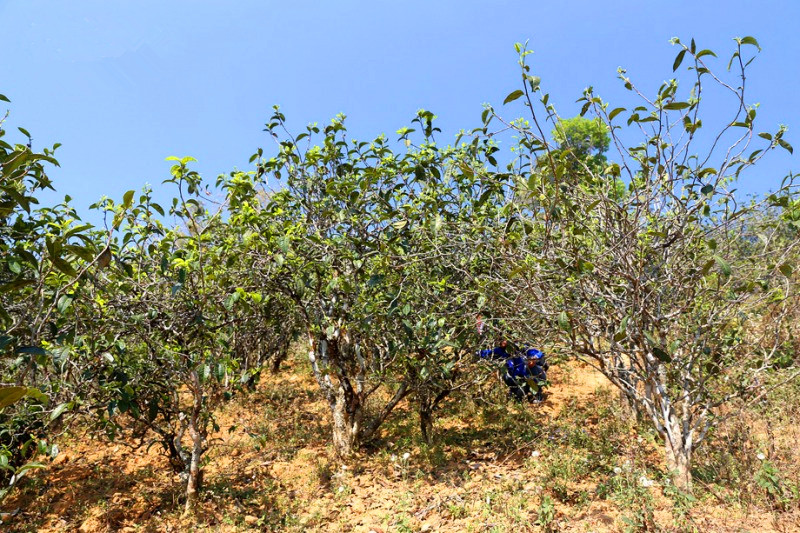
[2,0,798,219]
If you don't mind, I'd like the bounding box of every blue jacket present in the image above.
[479,346,511,360]
[525,348,545,361]
[480,345,547,379]
[505,355,530,378]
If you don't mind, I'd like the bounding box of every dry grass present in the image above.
[3,355,799,532]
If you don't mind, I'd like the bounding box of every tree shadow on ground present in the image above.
[4,448,184,532]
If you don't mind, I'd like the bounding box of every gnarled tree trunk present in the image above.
[419,408,434,444]
[417,389,450,445]
[308,334,362,458]
[663,414,693,492]
[665,437,692,492]
[330,383,360,458]
[599,351,697,493]
[183,371,206,515]
[307,332,408,458]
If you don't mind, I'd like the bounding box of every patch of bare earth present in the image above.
[3,359,797,532]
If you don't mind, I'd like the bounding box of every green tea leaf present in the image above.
[608,107,626,120]
[503,90,524,105]
[122,190,135,208]
[714,255,731,277]
[0,387,28,409]
[673,49,687,71]
[558,311,571,334]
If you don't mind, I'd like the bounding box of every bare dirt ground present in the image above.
[3,359,798,532]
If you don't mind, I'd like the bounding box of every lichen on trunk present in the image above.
[183,370,207,516]
[307,332,408,458]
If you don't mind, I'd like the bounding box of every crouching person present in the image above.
[524,348,548,402]
[504,347,548,403]
[502,354,534,402]
[480,340,548,403]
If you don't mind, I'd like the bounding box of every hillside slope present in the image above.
[4,357,799,532]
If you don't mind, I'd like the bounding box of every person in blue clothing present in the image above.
[479,340,548,402]
[523,347,548,402]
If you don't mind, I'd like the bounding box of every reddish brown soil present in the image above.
[2,361,797,532]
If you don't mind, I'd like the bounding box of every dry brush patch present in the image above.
[3,356,799,532]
